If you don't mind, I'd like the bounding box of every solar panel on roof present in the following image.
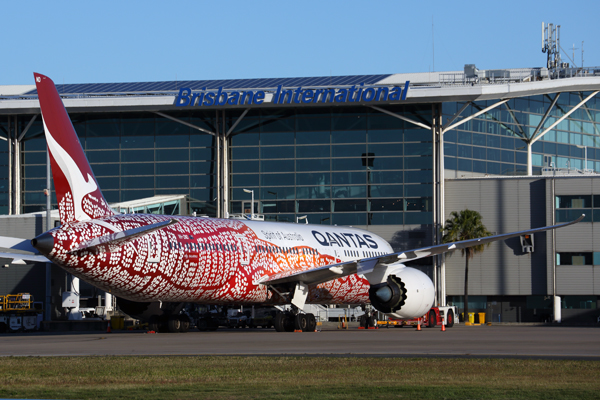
[25,74,392,95]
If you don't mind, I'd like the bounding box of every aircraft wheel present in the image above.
[307,314,317,332]
[368,315,378,328]
[359,315,368,328]
[274,313,285,332]
[427,310,436,328]
[446,310,455,328]
[148,315,160,332]
[179,315,190,333]
[295,314,309,332]
[168,315,181,332]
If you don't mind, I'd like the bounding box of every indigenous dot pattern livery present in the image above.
[45,214,371,306]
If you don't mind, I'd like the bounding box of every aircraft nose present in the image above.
[31,232,55,254]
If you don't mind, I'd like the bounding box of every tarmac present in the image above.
[1,323,599,359]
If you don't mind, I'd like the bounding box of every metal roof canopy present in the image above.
[1,71,600,115]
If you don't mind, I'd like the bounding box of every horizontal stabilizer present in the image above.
[69,219,178,253]
[0,252,49,264]
[0,236,40,253]
[257,215,584,287]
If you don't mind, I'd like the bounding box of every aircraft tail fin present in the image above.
[34,73,115,224]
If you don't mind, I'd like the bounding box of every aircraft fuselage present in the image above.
[39,214,393,306]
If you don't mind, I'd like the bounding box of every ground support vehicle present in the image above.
[0,293,42,333]
[376,306,458,329]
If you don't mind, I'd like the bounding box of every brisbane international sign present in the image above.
[174,82,410,107]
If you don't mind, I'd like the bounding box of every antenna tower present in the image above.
[541,22,564,70]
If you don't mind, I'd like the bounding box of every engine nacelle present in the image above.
[367,266,434,319]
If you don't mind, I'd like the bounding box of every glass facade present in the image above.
[18,112,217,214]
[4,90,600,227]
[443,92,600,175]
[228,106,433,225]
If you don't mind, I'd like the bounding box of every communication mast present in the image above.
[541,22,565,70]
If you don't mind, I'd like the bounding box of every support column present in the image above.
[527,142,533,176]
[7,117,12,215]
[222,110,229,218]
[433,104,445,306]
[215,111,221,218]
[8,116,22,215]
[13,136,20,215]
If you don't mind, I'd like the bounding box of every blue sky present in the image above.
[3,0,599,85]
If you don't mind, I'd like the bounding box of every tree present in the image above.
[442,209,492,324]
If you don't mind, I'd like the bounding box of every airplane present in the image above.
[0,73,584,333]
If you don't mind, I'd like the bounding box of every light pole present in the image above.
[243,189,254,220]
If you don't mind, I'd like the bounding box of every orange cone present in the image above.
[416,320,421,331]
[441,323,446,332]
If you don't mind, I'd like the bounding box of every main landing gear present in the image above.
[273,310,317,332]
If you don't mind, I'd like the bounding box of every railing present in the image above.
[1,293,34,311]
[437,66,600,88]
[541,167,598,176]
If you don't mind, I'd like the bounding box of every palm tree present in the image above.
[442,209,492,324]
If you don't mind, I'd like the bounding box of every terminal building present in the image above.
[1,59,600,323]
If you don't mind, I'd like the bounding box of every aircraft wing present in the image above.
[0,236,50,264]
[258,214,584,287]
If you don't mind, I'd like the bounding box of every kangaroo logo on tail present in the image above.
[34,73,115,224]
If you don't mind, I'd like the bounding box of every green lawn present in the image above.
[0,356,598,399]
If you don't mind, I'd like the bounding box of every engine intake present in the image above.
[368,275,407,313]
[365,266,435,319]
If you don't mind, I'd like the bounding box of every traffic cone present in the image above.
[107,321,111,333]
[441,323,446,332]
[416,320,421,331]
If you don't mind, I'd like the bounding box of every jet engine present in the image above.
[367,265,434,319]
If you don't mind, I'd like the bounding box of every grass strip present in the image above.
[0,356,598,399]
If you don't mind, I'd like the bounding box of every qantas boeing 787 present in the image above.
[0,73,583,332]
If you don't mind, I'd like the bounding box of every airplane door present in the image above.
[235,234,250,266]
